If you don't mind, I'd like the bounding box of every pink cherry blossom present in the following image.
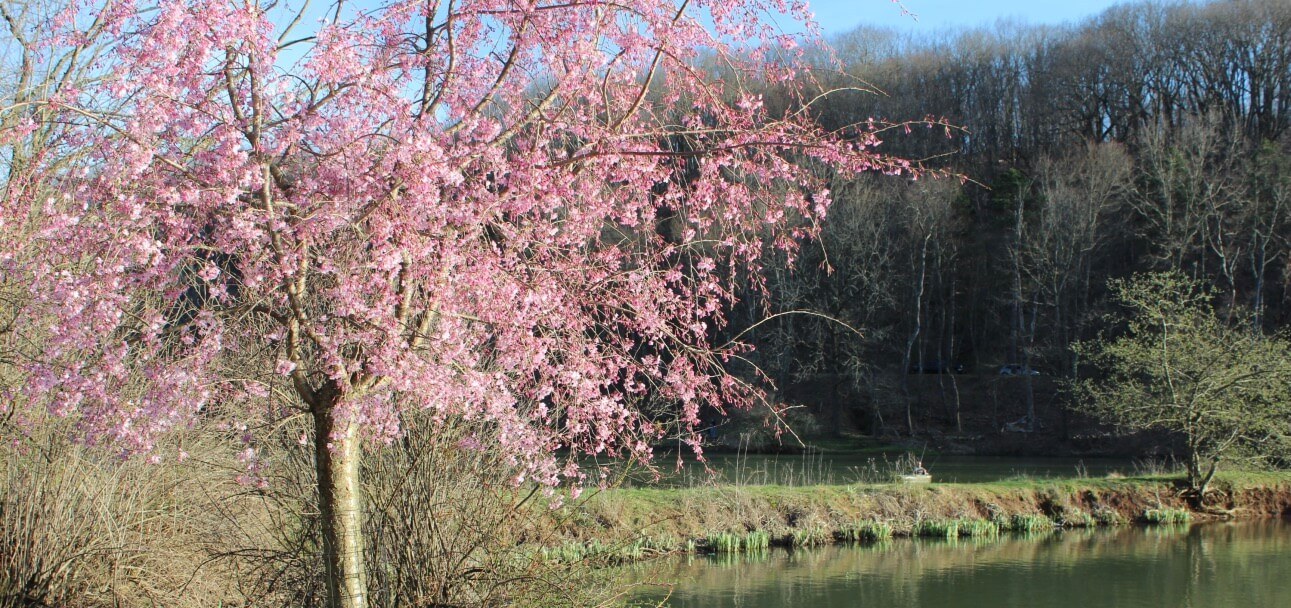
[8,0,905,509]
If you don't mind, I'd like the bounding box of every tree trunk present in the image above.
[1252,245,1267,330]
[901,234,930,436]
[315,398,369,608]
[1185,446,1202,495]
[1196,457,1220,505]
[949,275,962,433]
[1023,300,1038,431]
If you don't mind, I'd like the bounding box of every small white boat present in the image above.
[899,473,932,483]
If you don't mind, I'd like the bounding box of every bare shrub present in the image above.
[223,412,619,608]
[0,421,267,608]
[203,419,329,607]
[363,414,606,607]
[1,442,106,607]
[0,414,627,608]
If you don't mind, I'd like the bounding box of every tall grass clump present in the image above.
[837,521,893,543]
[790,525,829,548]
[1002,513,1053,533]
[845,457,902,484]
[629,534,680,556]
[707,532,743,553]
[538,536,673,564]
[719,436,838,487]
[913,518,960,539]
[1132,457,1182,477]
[956,518,999,538]
[706,530,770,553]
[1092,507,1127,526]
[744,530,771,552]
[1142,508,1192,525]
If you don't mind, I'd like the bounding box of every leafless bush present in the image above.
[0,410,628,608]
[363,414,593,607]
[1,442,106,607]
[0,421,269,608]
[220,412,618,608]
[205,418,328,608]
[2,433,168,605]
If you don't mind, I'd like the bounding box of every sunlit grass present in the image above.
[958,518,1001,538]
[566,470,1291,565]
[705,530,771,554]
[791,525,831,547]
[1142,508,1192,525]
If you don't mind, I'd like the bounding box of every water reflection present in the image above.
[627,521,1291,608]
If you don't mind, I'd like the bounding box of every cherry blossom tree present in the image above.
[7,1,902,606]
[3,0,124,441]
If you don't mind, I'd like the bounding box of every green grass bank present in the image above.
[547,472,1291,560]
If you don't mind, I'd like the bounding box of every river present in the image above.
[627,520,1291,607]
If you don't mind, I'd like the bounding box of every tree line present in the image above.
[736,0,1291,439]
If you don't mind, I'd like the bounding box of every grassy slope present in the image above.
[558,472,1291,554]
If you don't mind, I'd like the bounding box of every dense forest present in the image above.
[725,0,1291,447]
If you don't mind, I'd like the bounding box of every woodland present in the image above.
[731,0,1291,449]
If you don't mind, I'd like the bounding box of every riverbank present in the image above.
[550,472,1291,560]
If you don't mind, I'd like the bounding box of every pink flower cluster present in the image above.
[12,0,903,488]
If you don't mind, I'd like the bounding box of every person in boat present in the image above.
[912,461,928,476]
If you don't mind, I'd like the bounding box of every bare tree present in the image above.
[1030,143,1133,374]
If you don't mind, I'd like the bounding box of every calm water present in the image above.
[628,520,1291,608]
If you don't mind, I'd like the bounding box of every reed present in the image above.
[1003,513,1053,533]
[539,541,599,563]
[744,530,771,552]
[714,437,839,487]
[836,521,894,543]
[790,526,830,548]
[706,530,770,553]
[1142,508,1192,525]
[913,518,960,539]
[956,518,1000,538]
[707,532,743,553]
[538,537,675,564]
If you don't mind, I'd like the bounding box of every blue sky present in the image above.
[268,1,1137,61]
[805,0,1129,35]
[276,2,1132,38]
